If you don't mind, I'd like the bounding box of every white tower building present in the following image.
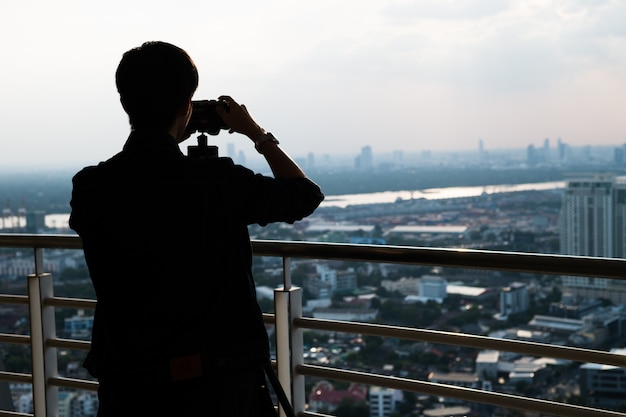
[560,174,614,258]
[560,174,626,303]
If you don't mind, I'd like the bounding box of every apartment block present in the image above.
[560,174,626,303]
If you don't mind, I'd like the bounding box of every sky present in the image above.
[1,0,625,169]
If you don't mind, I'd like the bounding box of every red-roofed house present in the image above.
[308,380,368,412]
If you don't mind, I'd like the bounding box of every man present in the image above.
[69,41,324,416]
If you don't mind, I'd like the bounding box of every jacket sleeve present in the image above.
[229,166,324,226]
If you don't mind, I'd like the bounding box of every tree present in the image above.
[57,265,90,281]
[396,391,418,415]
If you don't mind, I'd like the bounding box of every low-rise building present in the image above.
[475,350,499,379]
[579,347,626,408]
[64,310,94,340]
[369,386,398,417]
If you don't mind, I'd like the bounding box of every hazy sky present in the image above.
[1,0,625,169]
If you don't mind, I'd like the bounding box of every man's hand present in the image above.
[215,96,265,141]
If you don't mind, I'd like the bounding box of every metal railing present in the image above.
[1,233,626,417]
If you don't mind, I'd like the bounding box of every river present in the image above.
[319,181,565,208]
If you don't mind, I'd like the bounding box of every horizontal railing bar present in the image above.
[0,234,83,250]
[262,312,276,325]
[253,239,626,279]
[0,333,30,345]
[296,317,626,368]
[298,364,626,417]
[44,296,96,310]
[0,370,32,384]
[0,294,29,305]
[0,410,33,417]
[2,234,626,279]
[48,376,98,391]
[46,337,90,351]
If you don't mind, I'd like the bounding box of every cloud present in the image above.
[0,0,624,167]
[381,0,511,21]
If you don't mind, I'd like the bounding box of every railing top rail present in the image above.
[0,233,83,250]
[1,233,626,279]
[253,239,626,279]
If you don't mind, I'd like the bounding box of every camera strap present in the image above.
[263,362,296,417]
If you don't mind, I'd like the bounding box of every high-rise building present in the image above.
[615,147,625,166]
[560,174,614,258]
[227,142,236,159]
[557,138,569,161]
[360,145,373,169]
[307,152,315,169]
[526,144,544,166]
[560,174,626,303]
[498,282,529,319]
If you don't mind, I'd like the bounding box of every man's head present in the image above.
[115,41,199,130]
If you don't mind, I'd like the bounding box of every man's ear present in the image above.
[173,98,194,142]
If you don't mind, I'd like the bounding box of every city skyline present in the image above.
[1,0,625,169]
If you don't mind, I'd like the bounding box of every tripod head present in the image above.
[187,133,218,159]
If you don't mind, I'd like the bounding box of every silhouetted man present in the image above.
[69,41,324,416]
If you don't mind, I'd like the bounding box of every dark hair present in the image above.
[115,41,199,130]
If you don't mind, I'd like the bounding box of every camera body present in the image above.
[187,99,229,135]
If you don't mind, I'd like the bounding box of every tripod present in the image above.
[187,133,218,159]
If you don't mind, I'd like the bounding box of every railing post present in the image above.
[288,287,305,415]
[28,247,58,417]
[274,257,305,417]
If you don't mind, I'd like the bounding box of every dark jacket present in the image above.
[69,129,324,381]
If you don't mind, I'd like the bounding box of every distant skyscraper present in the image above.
[560,174,626,303]
[227,143,236,159]
[614,147,624,166]
[355,146,373,169]
[557,138,568,161]
[361,146,372,169]
[307,152,315,170]
[237,150,246,166]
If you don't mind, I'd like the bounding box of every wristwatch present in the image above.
[254,132,280,153]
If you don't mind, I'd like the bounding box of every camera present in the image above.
[187,99,229,135]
